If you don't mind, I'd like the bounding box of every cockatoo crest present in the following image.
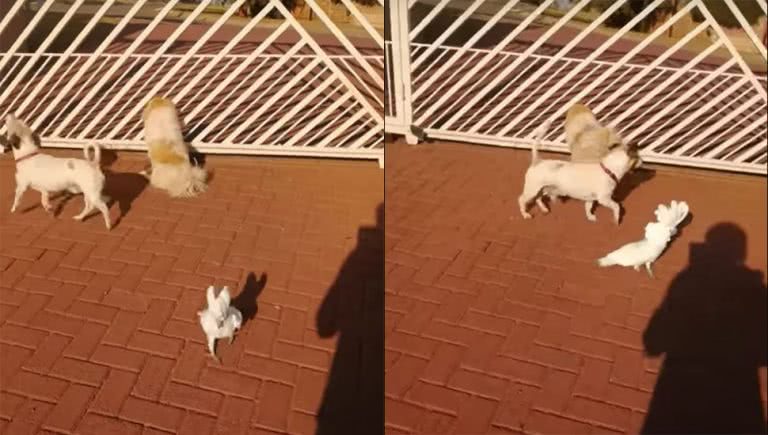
[206,285,231,321]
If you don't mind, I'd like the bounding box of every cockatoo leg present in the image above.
[645,263,654,278]
[228,334,234,344]
[207,337,219,362]
[584,201,597,222]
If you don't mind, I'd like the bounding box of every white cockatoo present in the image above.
[597,200,690,278]
[197,286,243,362]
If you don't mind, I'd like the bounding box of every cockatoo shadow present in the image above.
[231,272,267,325]
[641,222,768,434]
[315,203,383,435]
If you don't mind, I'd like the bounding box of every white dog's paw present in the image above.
[521,213,532,220]
[587,215,597,222]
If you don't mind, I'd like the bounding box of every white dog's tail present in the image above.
[530,121,551,165]
[83,142,101,166]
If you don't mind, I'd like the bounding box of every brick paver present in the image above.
[0,150,383,434]
[385,139,767,434]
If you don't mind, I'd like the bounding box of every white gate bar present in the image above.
[409,0,452,41]
[51,0,182,137]
[335,119,372,147]
[271,0,383,126]
[200,54,313,141]
[92,57,178,138]
[4,56,54,113]
[24,56,82,119]
[177,23,289,129]
[282,92,351,146]
[494,0,678,137]
[476,57,570,134]
[669,95,764,155]
[248,74,338,145]
[734,139,767,162]
[410,0,486,71]
[636,76,744,144]
[314,107,368,148]
[24,1,146,132]
[106,0,248,137]
[77,0,216,139]
[410,0,519,101]
[67,57,147,134]
[704,116,767,159]
[642,77,750,151]
[0,0,81,123]
[11,0,116,120]
[0,0,26,41]
[591,40,723,124]
[40,137,380,159]
[338,0,384,49]
[695,1,766,101]
[654,84,754,154]
[723,0,767,59]
[303,103,357,145]
[0,0,56,83]
[196,49,315,140]
[303,0,383,90]
[172,4,278,118]
[339,57,384,107]
[270,83,346,145]
[622,59,739,142]
[224,62,326,142]
[451,0,641,132]
[413,0,559,127]
[697,104,766,151]
[544,18,710,134]
[182,58,271,135]
[349,125,382,149]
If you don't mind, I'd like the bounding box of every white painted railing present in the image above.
[386,0,767,174]
[0,0,384,166]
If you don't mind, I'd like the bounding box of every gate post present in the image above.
[390,0,419,145]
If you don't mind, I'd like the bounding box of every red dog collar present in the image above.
[15,151,39,163]
[600,163,619,184]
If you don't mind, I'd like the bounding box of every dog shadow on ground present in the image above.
[231,272,267,324]
[315,203,384,435]
[641,222,767,434]
[99,170,149,228]
[613,167,656,202]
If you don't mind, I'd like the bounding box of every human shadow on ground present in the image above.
[642,222,768,434]
[231,272,267,324]
[315,203,384,435]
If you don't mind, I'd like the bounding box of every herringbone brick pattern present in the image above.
[384,140,767,434]
[0,149,383,434]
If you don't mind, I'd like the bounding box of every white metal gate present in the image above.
[386,0,767,174]
[0,0,384,166]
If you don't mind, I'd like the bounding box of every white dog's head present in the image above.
[3,114,38,157]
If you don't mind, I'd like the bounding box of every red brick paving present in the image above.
[385,139,767,434]
[0,150,382,434]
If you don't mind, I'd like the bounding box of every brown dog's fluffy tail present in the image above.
[530,121,550,166]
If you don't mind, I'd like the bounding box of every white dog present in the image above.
[3,114,111,229]
[142,96,207,198]
[518,122,641,224]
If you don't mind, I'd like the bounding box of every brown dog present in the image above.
[565,103,628,163]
